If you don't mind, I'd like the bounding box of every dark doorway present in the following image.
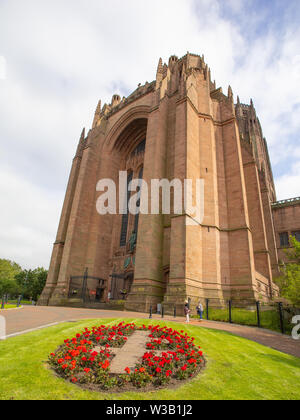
[96,287,104,301]
[110,272,134,300]
[68,270,106,304]
[124,272,134,295]
[110,273,125,300]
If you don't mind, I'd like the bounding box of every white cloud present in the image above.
[0,56,6,80]
[275,161,300,201]
[0,165,63,268]
[0,0,299,267]
[227,24,300,168]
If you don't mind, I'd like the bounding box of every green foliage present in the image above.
[275,236,300,306]
[15,267,48,301]
[0,259,22,296]
[0,258,47,301]
[285,235,300,263]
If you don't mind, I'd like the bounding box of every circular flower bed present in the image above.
[48,322,205,391]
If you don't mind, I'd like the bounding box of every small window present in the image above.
[292,231,300,242]
[279,232,289,247]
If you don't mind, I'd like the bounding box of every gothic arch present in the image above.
[105,105,150,152]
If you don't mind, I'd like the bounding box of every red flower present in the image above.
[125,367,131,374]
[181,364,187,371]
[84,368,90,374]
[156,368,162,373]
[101,360,110,369]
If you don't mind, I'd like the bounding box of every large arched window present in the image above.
[131,139,145,157]
[134,166,144,236]
[120,170,133,246]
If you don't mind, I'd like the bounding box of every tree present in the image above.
[0,259,22,297]
[32,267,48,301]
[15,267,48,301]
[275,236,300,306]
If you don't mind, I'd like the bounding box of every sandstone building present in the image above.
[39,53,299,312]
[272,197,300,263]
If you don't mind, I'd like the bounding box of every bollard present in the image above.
[161,306,164,318]
[149,305,152,319]
[1,297,4,310]
[17,295,21,308]
[256,301,261,328]
[278,302,285,334]
[229,300,232,324]
[174,305,176,318]
[206,298,209,320]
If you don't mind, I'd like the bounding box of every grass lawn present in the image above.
[8,300,32,306]
[0,318,299,400]
[0,300,32,310]
[192,307,292,334]
[0,304,18,310]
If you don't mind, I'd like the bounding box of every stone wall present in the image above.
[272,198,300,263]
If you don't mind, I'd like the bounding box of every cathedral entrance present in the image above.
[68,269,107,304]
[110,271,134,300]
[110,273,124,300]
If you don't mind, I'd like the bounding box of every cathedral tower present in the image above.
[39,53,279,312]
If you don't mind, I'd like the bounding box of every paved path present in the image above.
[0,306,299,358]
[109,331,149,374]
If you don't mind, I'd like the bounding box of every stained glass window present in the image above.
[120,171,133,246]
[134,167,144,235]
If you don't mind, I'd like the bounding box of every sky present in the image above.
[0,0,300,269]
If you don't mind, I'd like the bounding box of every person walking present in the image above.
[184,301,191,323]
[196,301,204,321]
